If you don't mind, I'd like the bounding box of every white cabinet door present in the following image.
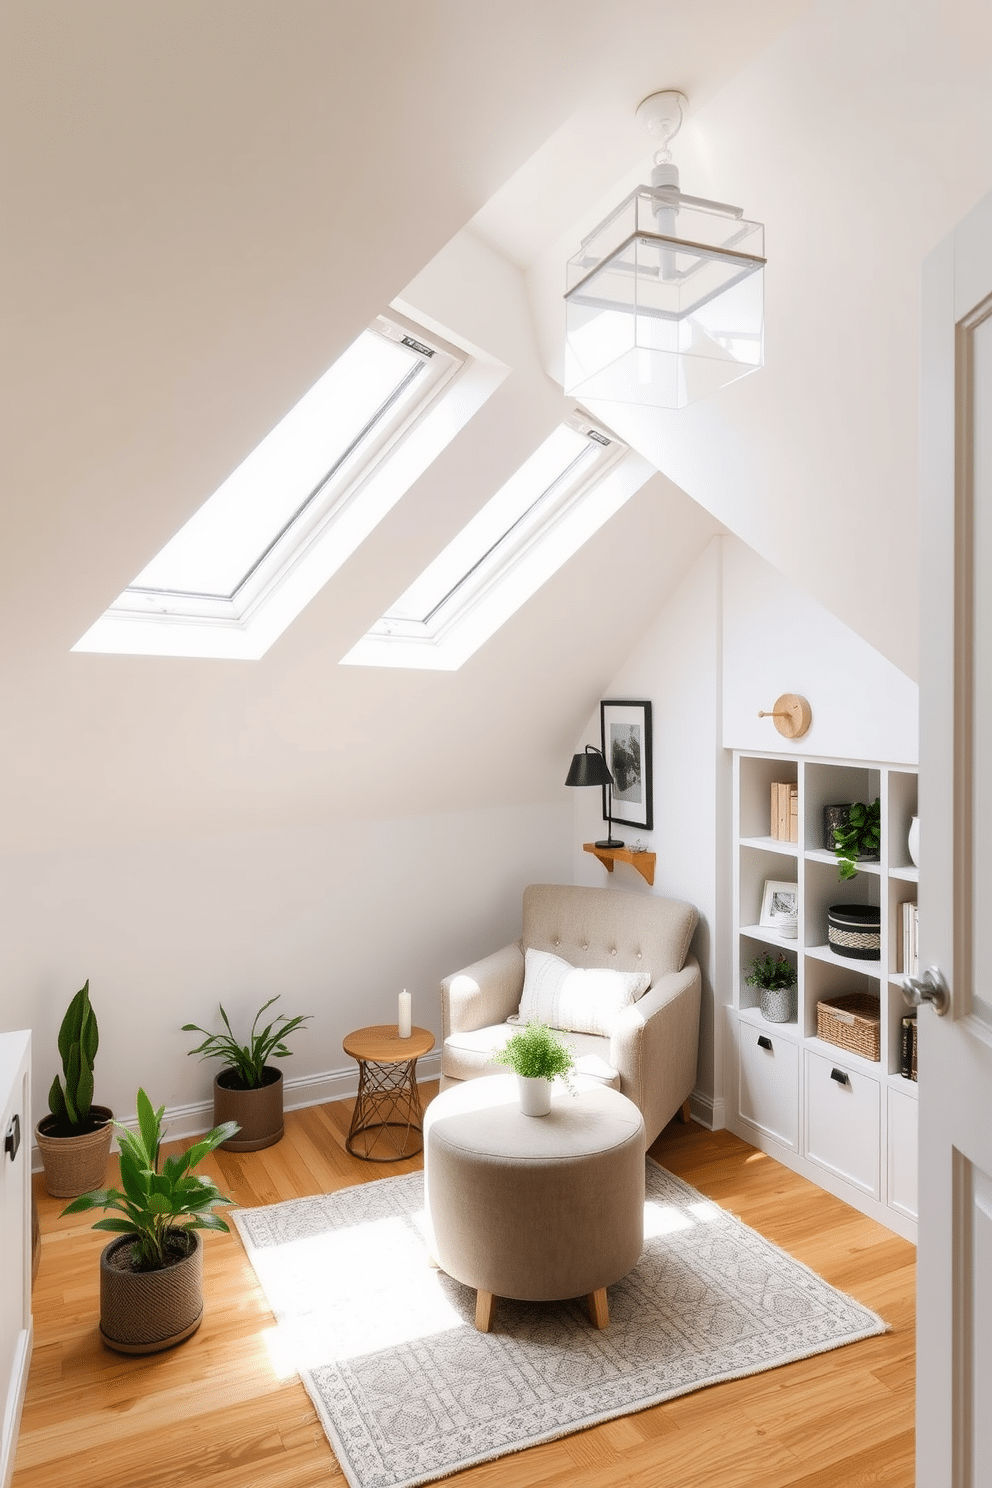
[0,1033,31,1488]
[887,1087,918,1222]
[804,1050,880,1197]
[738,1021,798,1148]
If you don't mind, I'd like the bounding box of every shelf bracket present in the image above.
[583,843,656,886]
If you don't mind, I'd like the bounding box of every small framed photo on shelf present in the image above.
[759,879,799,931]
[600,699,653,831]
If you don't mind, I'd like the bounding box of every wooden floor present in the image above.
[13,1089,916,1488]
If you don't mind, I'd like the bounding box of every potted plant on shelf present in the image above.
[493,1019,575,1116]
[62,1088,238,1354]
[827,797,881,880]
[745,953,798,1024]
[182,996,311,1151]
[35,980,114,1198]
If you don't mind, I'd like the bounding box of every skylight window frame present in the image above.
[344,411,655,672]
[73,313,505,660]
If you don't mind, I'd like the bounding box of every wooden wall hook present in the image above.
[758,694,812,739]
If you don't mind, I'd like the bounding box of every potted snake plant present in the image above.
[182,996,311,1151]
[35,980,114,1198]
[62,1088,238,1354]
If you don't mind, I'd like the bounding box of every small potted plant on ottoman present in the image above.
[745,953,798,1023]
[183,996,310,1151]
[493,1019,575,1116]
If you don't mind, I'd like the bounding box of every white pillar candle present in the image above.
[398,989,412,1039]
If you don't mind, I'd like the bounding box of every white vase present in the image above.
[908,816,920,867]
[517,1075,553,1117]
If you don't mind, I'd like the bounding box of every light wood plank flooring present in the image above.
[13,1090,916,1488]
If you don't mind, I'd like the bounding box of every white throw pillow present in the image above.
[514,948,651,1038]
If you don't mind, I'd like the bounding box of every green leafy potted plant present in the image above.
[493,1019,575,1116]
[828,798,881,880]
[35,980,114,1198]
[744,953,798,1023]
[183,996,311,1151]
[62,1088,238,1354]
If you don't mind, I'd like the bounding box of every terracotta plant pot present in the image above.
[35,1105,114,1198]
[213,1066,283,1151]
[99,1229,202,1355]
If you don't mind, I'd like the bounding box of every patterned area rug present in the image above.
[233,1160,887,1488]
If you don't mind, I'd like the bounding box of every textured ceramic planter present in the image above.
[517,1075,553,1117]
[759,985,795,1023]
[99,1229,202,1355]
[35,1105,114,1198]
[213,1066,283,1151]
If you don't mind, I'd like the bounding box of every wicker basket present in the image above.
[816,992,881,1061]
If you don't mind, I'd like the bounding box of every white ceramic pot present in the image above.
[908,816,920,867]
[517,1075,553,1117]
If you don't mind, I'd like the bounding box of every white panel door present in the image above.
[918,188,992,1488]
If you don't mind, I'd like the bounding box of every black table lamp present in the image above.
[565,744,624,848]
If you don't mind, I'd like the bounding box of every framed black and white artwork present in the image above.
[600,699,653,832]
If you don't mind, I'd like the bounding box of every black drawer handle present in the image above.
[757,1035,773,1051]
[830,1068,850,1086]
[4,1113,20,1161]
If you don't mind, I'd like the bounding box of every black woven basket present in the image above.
[827,903,881,960]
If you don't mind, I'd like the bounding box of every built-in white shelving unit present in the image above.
[727,752,919,1242]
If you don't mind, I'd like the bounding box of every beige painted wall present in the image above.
[7,802,571,1141]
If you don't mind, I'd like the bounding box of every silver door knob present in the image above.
[900,966,950,1016]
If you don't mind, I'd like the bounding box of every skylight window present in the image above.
[74,316,506,659]
[342,412,654,672]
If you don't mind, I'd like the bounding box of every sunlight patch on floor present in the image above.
[251,1212,467,1376]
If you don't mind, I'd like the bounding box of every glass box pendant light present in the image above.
[564,91,765,411]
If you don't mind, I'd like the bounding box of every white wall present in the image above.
[572,540,727,1124]
[570,533,918,1127]
[4,801,571,1144]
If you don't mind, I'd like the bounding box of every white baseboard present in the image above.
[688,1090,725,1131]
[31,1053,444,1172]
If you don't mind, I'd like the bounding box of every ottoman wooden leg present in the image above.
[587,1288,609,1329]
[475,1290,495,1332]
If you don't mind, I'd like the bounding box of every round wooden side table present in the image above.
[342,1024,435,1162]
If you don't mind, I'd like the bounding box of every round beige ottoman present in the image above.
[424,1074,645,1332]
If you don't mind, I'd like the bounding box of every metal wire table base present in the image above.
[345,1056,426,1161]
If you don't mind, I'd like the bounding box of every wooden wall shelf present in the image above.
[583,843,656,886]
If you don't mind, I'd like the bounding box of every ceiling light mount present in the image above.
[634,90,687,165]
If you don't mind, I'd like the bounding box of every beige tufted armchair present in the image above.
[440,882,701,1148]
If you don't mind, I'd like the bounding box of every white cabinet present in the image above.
[0,1031,32,1488]
[738,1018,798,1148]
[887,1087,919,1222]
[728,752,918,1241]
[805,1049,880,1197]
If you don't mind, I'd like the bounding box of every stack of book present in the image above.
[900,901,919,977]
[900,1011,918,1081]
[770,782,799,843]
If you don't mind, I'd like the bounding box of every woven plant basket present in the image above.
[35,1105,114,1198]
[213,1066,283,1151]
[99,1229,203,1355]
